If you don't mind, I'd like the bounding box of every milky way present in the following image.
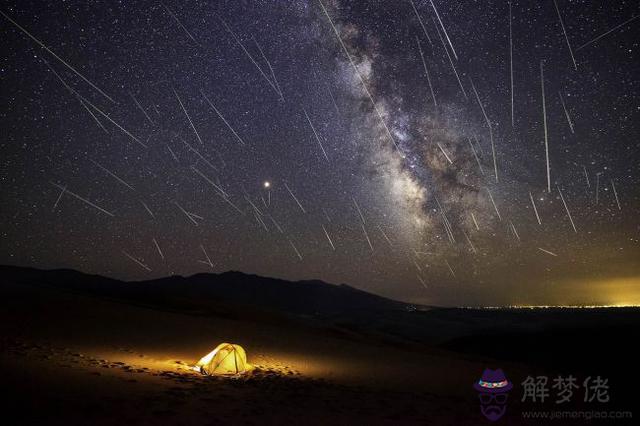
[1,1,639,306]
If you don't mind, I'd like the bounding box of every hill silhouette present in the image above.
[0,265,408,319]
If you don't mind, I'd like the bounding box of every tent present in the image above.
[195,343,250,375]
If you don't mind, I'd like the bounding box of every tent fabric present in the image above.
[195,343,249,375]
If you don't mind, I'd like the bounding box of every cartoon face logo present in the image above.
[473,368,513,421]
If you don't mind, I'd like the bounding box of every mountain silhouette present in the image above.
[0,265,408,320]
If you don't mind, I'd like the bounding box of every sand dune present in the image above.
[2,267,637,425]
[1,279,480,425]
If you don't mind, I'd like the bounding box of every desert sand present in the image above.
[2,268,636,425]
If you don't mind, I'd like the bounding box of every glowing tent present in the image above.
[195,343,250,375]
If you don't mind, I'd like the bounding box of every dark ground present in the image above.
[1,265,638,425]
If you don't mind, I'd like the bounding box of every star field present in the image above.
[1,0,639,306]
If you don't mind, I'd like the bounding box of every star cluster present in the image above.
[1,0,639,306]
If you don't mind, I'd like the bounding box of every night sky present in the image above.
[1,1,639,307]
